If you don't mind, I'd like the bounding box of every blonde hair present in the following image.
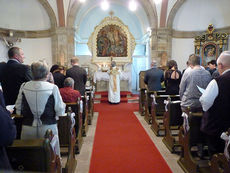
[71,57,79,64]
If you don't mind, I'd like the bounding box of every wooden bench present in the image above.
[210,153,230,173]
[81,94,89,137]
[144,91,155,124]
[139,88,146,116]
[86,89,94,125]
[177,111,211,173]
[162,99,183,153]
[7,129,61,173]
[64,99,83,154]
[57,110,77,173]
[210,128,230,173]
[150,94,173,136]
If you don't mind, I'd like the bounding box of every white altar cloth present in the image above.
[93,71,131,83]
[93,71,131,91]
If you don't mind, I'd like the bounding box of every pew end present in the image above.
[162,99,183,153]
[7,130,61,173]
[177,111,211,173]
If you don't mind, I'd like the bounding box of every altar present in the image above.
[93,71,131,92]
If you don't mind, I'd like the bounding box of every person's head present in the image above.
[151,60,157,68]
[50,64,59,73]
[167,60,178,70]
[58,66,65,74]
[8,47,25,63]
[31,60,49,80]
[217,51,230,75]
[64,77,74,88]
[71,57,79,66]
[208,60,217,70]
[111,61,116,67]
[189,54,201,68]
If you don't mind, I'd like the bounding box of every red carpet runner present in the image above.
[89,103,172,173]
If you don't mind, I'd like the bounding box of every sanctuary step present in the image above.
[94,91,139,103]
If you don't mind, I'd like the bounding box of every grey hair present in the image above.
[151,60,157,68]
[217,51,230,67]
[64,77,74,87]
[31,60,49,80]
[111,61,116,67]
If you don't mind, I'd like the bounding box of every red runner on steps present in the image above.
[89,103,172,173]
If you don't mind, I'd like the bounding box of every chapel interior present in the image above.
[1,0,230,173]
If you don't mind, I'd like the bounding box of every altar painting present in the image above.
[97,25,127,57]
[202,44,217,65]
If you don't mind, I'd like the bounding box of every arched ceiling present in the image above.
[172,0,230,31]
[68,0,157,40]
[0,0,56,30]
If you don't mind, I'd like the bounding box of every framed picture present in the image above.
[202,43,217,66]
[97,25,127,57]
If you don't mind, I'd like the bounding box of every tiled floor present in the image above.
[74,108,184,173]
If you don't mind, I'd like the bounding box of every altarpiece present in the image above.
[194,24,228,66]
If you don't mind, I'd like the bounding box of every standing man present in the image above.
[179,54,211,111]
[200,51,230,156]
[144,60,164,91]
[66,57,87,96]
[1,47,32,105]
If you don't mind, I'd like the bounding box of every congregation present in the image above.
[1,45,230,172]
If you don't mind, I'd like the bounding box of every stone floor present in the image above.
[68,107,184,173]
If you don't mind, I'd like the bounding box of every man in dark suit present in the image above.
[1,47,32,105]
[144,60,164,91]
[66,57,87,96]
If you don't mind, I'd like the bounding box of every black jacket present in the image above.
[1,60,32,105]
[66,65,87,95]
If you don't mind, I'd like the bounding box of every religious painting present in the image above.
[202,44,217,66]
[194,24,228,66]
[97,25,127,57]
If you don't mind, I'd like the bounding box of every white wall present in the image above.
[0,38,52,67]
[173,0,230,31]
[0,0,50,30]
[171,38,194,71]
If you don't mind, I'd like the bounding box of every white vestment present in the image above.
[108,67,121,103]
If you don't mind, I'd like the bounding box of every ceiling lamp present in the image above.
[154,0,162,5]
[79,0,86,3]
[101,0,109,11]
[129,0,137,11]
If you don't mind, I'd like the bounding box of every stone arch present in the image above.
[38,0,57,29]
[67,0,158,30]
[167,0,186,29]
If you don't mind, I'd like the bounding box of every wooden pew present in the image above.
[86,88,94,125]
[210,153,230,173]
[139,88,146,116]
[177,111,211,173]
[150,94,171,136]
[162,99,183,153]
[64,99,83,154]
[210,128,230,173]
[81,94,89,137]
[57,109,77,173]
[144,91,155,124]
[7,129,61,173]
[139,71,146,116]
